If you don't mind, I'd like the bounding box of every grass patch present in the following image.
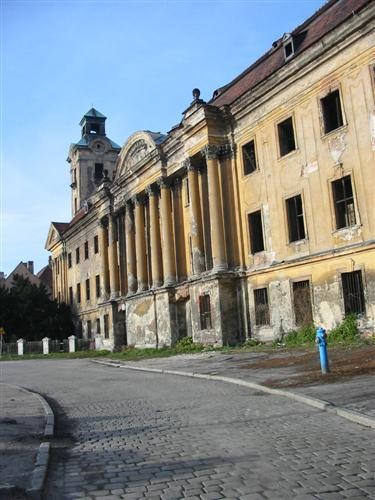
[0,350,111,361]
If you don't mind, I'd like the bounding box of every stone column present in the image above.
[125,201,137,294]
[185,159,205,274]
[172,178,187,280]
[159,178,176,286]
[202,144,227,271]
[147,185,163,287]
[134,195,148,292]
[108,214,120,299]
[99,217,110,298]
[117,210,127,295]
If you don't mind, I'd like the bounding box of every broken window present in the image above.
[104,314,109,339]
[286,194,306,242]
[94,163,104,181]
[86,278,90,301]
[94,235,99,254]
[84,241,89,260]
[87,320,92,339]
[332,175,356,229]
[199,294,212,330]
[284,40,294,59]
[248,210,265,253]
[68,252,72,269]
[77,283,81,303]
[242,139,257,175]
[96,318,101,335]
[75,247,80,264]
[342,271,365,315]
[293,280,313,326]
[278,117,296,157]
[96,274,100,298]
[254,288,270,326]
[321,89,343,134]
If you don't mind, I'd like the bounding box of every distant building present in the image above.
[46,0,375,350]
[2,261,53,295]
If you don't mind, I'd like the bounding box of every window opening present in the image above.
[332,175,356,229]
[69,286,73,305]
[199,294,212,330]
[84,241,89,260]
[248,210,265,254]
[94,235,99,254]
[293,280,313,326]
[94,163,104,181]
[286,194,305,242]
[96,318,101,335]
[104,314,109,339]
[342,271,365,315]
[86,278,90,301]
[278,117,296,157]
[77,283,81,303]
[87,320,92,339]
[68,253,72,268]
[96,275,100,298]
[321,89,343,134]
[76,247,80,264]
[254,288,270,326]
[242,139,257,175]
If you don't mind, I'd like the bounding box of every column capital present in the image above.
[183,157,201,172]
[99,215,109,228]
[157,177,171,189]
[145,184,160,197]
[201,143,236,161]
[172,177,182,191]
[133,193,147,205]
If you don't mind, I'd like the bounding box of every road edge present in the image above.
[92,359,375,429]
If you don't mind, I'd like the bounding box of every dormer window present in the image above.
[282,33,294,60]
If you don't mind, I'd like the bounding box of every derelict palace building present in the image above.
[47,0,375,350]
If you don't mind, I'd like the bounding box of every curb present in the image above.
[1,384,54,499]
[92,359,375,429]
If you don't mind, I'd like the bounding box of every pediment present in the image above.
[116,131,166,179]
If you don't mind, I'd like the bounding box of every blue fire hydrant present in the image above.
[316,327,329,374]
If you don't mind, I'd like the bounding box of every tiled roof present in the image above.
[52,222,70,234]
[211,0,371,107]
[72,135,121,150]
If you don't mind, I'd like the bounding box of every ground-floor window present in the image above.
[341,271,365,315]
[254,288,270,326]
[96,318,101,335]
[293,280,313,326]
[104,314,109,338]
[199,294,212,330]
[87,320,92,339]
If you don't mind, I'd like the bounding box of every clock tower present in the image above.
[67,108,121,217]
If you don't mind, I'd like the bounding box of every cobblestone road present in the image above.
[3,360,375,500]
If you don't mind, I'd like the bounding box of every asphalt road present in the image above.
[2,360,375,500]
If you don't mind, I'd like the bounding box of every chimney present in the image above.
[27,261,34,274]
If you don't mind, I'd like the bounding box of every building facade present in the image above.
[46,0,375,350]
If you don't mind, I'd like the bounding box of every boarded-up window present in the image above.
[199,294,212,330]
[293,280,313,326]
[254,288,270,326]
[342,271,365,315]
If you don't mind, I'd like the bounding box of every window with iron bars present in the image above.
[254,288,270,326]
[341,271,365,315]
[199,294,212,330]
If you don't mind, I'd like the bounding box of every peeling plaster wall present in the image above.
[219,280,244,345]
[190,280,222,345]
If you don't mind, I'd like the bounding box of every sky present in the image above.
[1,0,325,277]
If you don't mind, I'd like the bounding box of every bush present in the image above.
[174,336,204,352]
[328,314,359,344]
[284,324,316,347]
[242,338,262,348]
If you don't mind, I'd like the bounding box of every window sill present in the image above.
[288,238,308,247]
[332,224,361,236]
[320,124,348,141]
[278,148,299,162]
[242,168,260,179]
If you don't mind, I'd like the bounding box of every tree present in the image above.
[0,274,73,341]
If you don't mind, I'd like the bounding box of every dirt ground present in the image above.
[239,345,375,388]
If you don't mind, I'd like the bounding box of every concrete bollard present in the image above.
[42,337,50,355]
[68,335,76,353]
[17,338,25,356]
